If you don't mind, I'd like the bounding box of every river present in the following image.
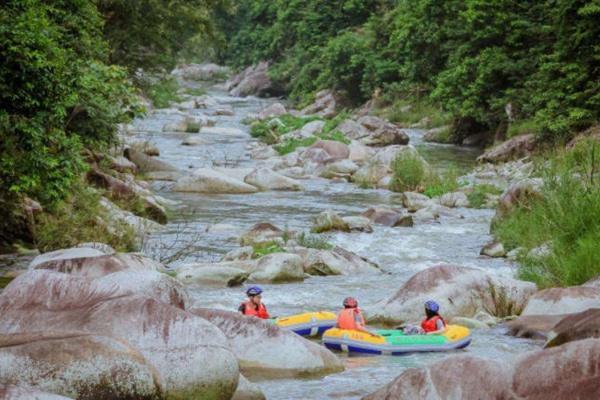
[128,82,540,399]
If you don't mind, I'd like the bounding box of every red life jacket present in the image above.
[336,308,365,330]
[421,315,446,332]
[241,301,270,319]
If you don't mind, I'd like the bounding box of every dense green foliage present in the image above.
[0,0,223,250]
[222,0,600,139]
[494,139,600,287]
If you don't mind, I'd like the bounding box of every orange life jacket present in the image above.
[337,308,365,330]
[241,301,270,319]
[421,315,445,332]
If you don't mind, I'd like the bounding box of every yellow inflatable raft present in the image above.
[275,311,337,337]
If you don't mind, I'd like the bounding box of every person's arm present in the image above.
[355,311,379,337]
[238,303,245,314]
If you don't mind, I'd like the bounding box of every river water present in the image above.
[129,83,539,399]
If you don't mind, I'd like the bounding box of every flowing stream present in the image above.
[129,83,540,399]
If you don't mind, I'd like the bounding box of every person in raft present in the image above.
[421,300,446,334]
[336,297,377,336]
[238,286,270,319]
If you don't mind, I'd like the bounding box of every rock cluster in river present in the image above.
[0,245,343,399]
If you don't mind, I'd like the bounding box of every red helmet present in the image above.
[343,297,358,308]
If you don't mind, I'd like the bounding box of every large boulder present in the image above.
[312,210,350,233]
[351,162,389,186]
[123,148,178,173]
[358,116,409,146]
[300,90,339,118]
[402,192,434,212]
[367,264,536,324]
[362,355,512,400]
[438,191,470,208]
[0,385,73,400]
[0,332,162,399]
[176,263,250,287]
[0,271,240,399]
[248,253,304,283]
[300,120,325,137]
[348,141,374,163]
[255,103,287,121]
[244,168,302,191]
[319,159,359,179]
[30,249,162,278]
[477,134,536,163]
[191,308,343,378]
[521,286,600,316]
[98,270,190,309]
[173,168,258,194]
[364,339,600,400]
[505,314,564,340]
[289,247,380,276]
[493,178,543,222]
[309,140,350,160]
[239,222,284,246]
[512,338,600,399]
[229,61,281,97]
[336,120,370,140]
[361,206,413,227]
[546,308,600,347]
[342,216,373,233]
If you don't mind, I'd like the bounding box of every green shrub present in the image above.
[467,184,503,208]
[390,152,427,192]
[296,232,333,250]
[494,139,600,287]
[141,76,181,108]
[252,241,284,258]
[33,184,137,253]
[385,99,451,129]
[185,87,207,96]
[274,137,318,155]
[250,114,321,144]
[422,167,461,198]
[317,130,351,144]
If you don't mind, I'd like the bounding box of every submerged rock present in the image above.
[361,206,413,227]
[312,210,350,233]
[505,314,564,340]
[232,374,266,400]
[342,216,373,233]
[191,308,344,378]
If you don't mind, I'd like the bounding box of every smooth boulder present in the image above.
[173,168,258,194]
[244,168,302,191]
[290,247,380,276]
[248,253,304,283]
[176,263,250,286]
[521,286,600,316]
[191,308,343,378]
[368,264,536,324]
[546,308,600,347]
[0,271,240,399]
[0,332,162,399]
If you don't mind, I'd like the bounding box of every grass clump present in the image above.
[252,241,284,258]
[184,87,207,96]
[422,167,461,198]
[467,184,503,208]
[296,232,334,250]
[250,114,321,144]
[141,76,181,108]
[494,138,600,288]
[33,183,137,253]
[274,137,318,155]
[390,152,427,192]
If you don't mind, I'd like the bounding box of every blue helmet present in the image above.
[246,286,263,296]
[424,300,440,312]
